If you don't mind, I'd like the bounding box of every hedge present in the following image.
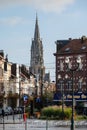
[41,106,72,120]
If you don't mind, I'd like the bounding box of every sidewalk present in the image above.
[0,117,87,128]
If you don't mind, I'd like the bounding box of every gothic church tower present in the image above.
[30,15,45,80]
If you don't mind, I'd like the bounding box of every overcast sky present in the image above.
[0,0,87,81]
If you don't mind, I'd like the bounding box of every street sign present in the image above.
[23,95,28,104]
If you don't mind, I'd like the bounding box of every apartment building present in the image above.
[54,36,87,105]
[0,51,37,108]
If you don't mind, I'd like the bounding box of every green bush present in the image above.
[41,106,72,120]
[41,107,54,117]
[64,108,72,119]
[75,115,87,120]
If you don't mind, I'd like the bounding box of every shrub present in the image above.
[41,106,72,120]
[41,107,54,117]
[64,108,72,119]
[75,115,87,120]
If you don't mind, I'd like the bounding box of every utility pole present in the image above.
[19,65,21,119]
[41,67,43,97]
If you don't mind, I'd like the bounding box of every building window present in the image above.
[60,60,64,71]
[4,62,7,71]
[0,67,3,77]
[68,81,72,91]
[77,56,83,70]
[0,83,4,92]
[57,83,61,90]
[79,62,83,70]
[78,78,83,91]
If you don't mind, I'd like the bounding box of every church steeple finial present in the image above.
[34,14,40,40]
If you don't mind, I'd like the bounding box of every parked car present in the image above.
[0,107,12,116]
[14,107,23,114]
[14,107,19,114]
[6,106,13,115]
[4,108,10,115]
[18,107,23,114]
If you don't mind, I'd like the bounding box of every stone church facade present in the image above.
[30,15,45,79]
[29,15,45,95]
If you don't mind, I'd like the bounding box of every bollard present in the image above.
[7,114,8,120]
[23,113,26,122]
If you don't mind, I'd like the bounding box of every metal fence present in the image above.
[0,116,87,130]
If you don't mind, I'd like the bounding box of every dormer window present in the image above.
[81,46,86,50]
[65,48,70,52]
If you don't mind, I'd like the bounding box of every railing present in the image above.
[0,116,87,130]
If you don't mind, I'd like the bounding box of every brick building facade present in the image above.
[54,36,87,103]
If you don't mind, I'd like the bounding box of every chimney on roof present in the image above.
[0,50,4,57]
[69,38,72,40]
[5,54,8,62]
[4,54,8,71]
[81,36,87,43]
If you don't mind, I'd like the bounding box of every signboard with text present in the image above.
[53,92,87,101]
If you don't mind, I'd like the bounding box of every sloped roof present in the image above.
[57,36,87,54]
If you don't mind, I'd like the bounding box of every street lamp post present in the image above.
[58,75,64,118]
[61,81,64,118]
[65,57,81,130]
[40,66,44,97]
[19,66,21,108]
[19,65,22,120]
[35,77,37,96]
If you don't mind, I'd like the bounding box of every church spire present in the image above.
[34,14,40,40]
